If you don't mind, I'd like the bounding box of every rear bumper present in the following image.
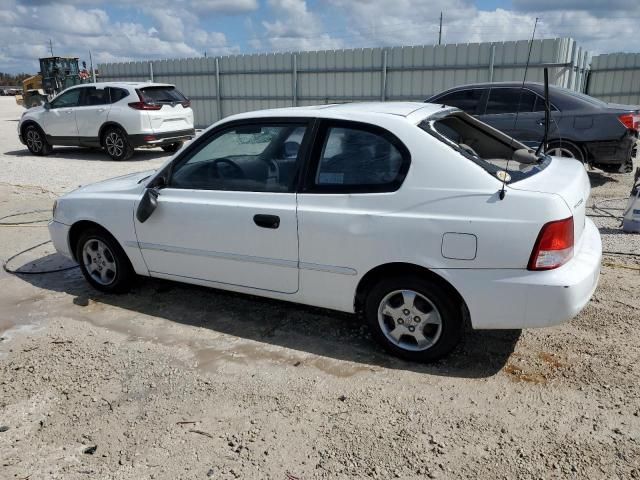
[585,132,637,165]
[445,218,602,329]
[129,128,195,147]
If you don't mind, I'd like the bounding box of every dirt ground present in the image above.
[1,96,639,480]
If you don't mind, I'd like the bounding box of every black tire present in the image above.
[364,275,463,362]
[161,142,183,153]
[545,141,584,162]
[24,124,52,156]
[75,227,134,293]
[598,156,634,174]
[102,127,133,161]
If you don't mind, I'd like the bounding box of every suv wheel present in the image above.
[103,127,134,161]
[24,125,52,156]
[364,275,463,362]
[161,142,183,153]
[76,228,134,293]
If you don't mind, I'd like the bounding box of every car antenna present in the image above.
[535,67,550,156]
[499,17,538,201]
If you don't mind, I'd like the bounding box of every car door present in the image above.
[43,87,82,139]
[75,86,111,141]
[134,119,312,294]
[479,87,558,147]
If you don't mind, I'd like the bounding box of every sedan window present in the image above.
[486,88,536,115]
[436,89,484,114]
[313,125,409,191]
[170,124,307,192]
[50,89,81,108]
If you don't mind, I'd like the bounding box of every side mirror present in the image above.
[43,102,51,110]
[136,188,159,223]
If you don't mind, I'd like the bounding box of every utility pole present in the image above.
[49,39,54,56]
[438,12,443,45]
[89,50,96,83]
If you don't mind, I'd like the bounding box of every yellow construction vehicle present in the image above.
[15,74,46,108]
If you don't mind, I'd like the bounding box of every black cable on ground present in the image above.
[0,209,51,225]
[2,240,79,275]
[603,250,640,258]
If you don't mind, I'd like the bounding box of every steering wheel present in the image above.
[210,158,245,180]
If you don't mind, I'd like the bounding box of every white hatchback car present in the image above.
[18,82,195,161]
[48,102,602,361]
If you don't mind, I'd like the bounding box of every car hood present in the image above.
[70,170,155,195]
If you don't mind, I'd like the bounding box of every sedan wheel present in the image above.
[545,142,584,162]
[82,238,117,286]
[364,275,463,362]
[378,289,442,352]
[76,228,134,293]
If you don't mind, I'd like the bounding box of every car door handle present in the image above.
[97,108,105,113]
[253,214,280,229]
[66,110,73,114]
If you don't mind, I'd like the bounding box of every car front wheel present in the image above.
[76,228,134,293]
[24,125,52,156]
[103,127,134,161]
[364,275,463,362]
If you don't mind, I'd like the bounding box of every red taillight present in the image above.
[618,113,640,131]
[181,100,191,108]
[128,101,162,110]
[528,217,574,271]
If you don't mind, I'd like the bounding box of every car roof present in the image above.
[226,102,451,124]
[68,82,175,89]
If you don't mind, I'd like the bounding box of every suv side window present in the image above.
[79,87,109,106]
[170,123,308,192]
[108,87,129,103]
[486,88,536,115]
[310,122,410,193]
[436,89,485,114]
[50,88,81,109]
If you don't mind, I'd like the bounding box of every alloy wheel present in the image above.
[377,289,442,352]
[82,239,117,286]
[105,132,124,158]
[547,146,577,158]
[26,129,43,153]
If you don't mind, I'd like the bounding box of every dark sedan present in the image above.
[426,82,639,173]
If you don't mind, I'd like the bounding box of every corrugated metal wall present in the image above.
[587,53,640,105]
[99,38,592,128]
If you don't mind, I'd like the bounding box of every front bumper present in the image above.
[446,218,602,329]
[48,220,73,260]
[129,128,196,148]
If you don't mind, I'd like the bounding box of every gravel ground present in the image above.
[1,97,639,479]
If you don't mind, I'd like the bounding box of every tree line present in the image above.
[0,72,33,86]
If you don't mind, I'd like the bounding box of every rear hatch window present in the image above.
[420,110,549,183]
[139,86,188,104]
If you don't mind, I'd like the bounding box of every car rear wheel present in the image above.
[161,142,183,153]
[103,127,134,161]
[364,275,463,362]
[24,125,52,156]
[545,141,584,162]
[76,228,134,293]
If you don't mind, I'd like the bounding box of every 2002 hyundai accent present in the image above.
[48,102,602,362]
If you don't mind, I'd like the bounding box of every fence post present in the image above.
[292,53,298,107]
[149,62,154,82]
[381,50,388,101]
[488,44,495,83]
[567,42,578,90]
[215,57,222,120]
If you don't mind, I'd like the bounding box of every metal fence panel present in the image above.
[587,53,640,105]
[98,37,599,128]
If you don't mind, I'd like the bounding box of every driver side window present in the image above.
[170,123,307,192]
[50,89,81,109]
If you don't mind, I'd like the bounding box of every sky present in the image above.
[0,0,639,74]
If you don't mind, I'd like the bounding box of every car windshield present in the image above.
[419,110,549,183]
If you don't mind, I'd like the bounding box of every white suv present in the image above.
[18,82,195,161]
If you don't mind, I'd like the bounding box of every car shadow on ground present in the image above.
[3,147,171,162]
[587,170,620,187]
[14,253,521,379]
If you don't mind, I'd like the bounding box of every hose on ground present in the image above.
[2,240,79,275]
